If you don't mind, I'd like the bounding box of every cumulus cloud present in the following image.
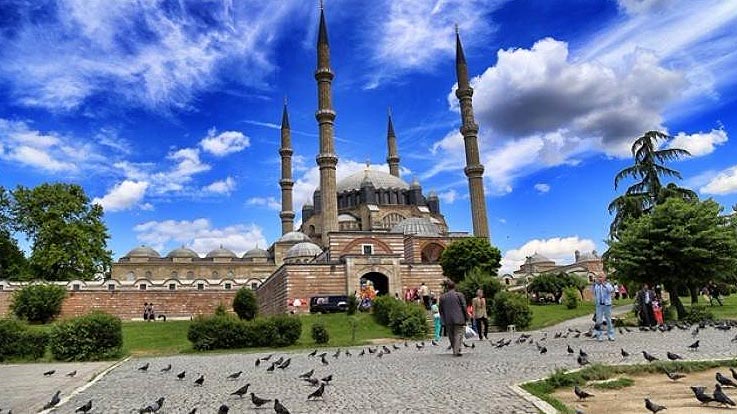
[133,218,267,256]
[93,180,149,212]
[700,165,737,195]
[668,128,727,157]
[199,129,250,157]
[500,237,597,275]
[534,183,550,194]
[203,177,236,195]
[115,147,210,196]
[246,196,281,211]
[437,189,458,204]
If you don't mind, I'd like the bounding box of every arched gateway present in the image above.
[360,272,389,296]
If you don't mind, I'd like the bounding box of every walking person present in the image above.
[431,297,441,341]
[635,284,656,327]
[419,282,431,310]
[472,289,488,340]
[439,280,468,356]
[592,274,615,341]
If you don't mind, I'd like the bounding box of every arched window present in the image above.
[381,213,405,229]
[126,271,135,281]
[421,243,444,264]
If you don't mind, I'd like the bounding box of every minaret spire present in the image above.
[315,3,338,244]
[455,28,490,240]
[386,107,400,177]
[279,99,295,235]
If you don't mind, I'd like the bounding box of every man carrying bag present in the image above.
[439,280,468,356]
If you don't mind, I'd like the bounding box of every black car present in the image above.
[309,295,349,313]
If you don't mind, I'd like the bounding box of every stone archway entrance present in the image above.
[360,272,389,296]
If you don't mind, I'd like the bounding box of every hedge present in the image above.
[49,312,123,361]
[372,296,428,339]
[187,314,302,351]
[0,318,48,361]
[10,284,67,323]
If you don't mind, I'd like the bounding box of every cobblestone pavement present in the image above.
[8,309,737,414]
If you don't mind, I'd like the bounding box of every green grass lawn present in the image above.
[527,299,633,331]
[123,320,192,356]
[679,293,737,320]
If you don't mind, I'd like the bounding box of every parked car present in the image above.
[309,295,349,313]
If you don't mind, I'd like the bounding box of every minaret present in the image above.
[455,27,490,240]
[386,108,400,177]
[315,3,339,243]
[279,99,295,235]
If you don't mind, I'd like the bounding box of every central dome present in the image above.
[336,168,409,193]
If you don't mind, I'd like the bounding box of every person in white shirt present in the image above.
[592,274,615,341]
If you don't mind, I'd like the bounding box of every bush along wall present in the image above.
[187,314,302,351]
[0,318,48,361]
[10,283,67,323]
[49,311,123,361]
[372,296,428,339]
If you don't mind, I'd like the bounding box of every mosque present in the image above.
[110,6,491,315]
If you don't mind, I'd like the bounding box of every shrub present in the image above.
[347,295,358,315]
[214,302,228,316]
[372,295,402,326]
[311,322,330,344]
[457,267,501,315]
[682,305,714,324]
[10,284,67,323]
[388,303,428,338]
[562,287,579,309]
[269,315,302,347]
[0,318,48,361]
[233,287,258,320]
[492,291,532,329]
[49,312,122,361]
[187,314,301,350]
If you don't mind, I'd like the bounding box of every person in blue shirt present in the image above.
[592,274,615,341]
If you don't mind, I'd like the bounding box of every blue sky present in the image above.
[1,0,736,274]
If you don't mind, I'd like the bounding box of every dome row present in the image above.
[124,245,269,260]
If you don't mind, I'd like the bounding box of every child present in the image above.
[652,298,664,326]
[431,298,441,341]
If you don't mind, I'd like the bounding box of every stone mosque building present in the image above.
[106,7,492,316]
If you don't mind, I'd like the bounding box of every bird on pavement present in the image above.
[307,383,326,400]
[539,346,548,354]
[176,371,186,380]
[577,354,589,366]
[43,370,55,376]
[255,358,261,367]
[308,349,318,357]
[273,357,284,366]
[42,391,61,410]
[393,344,401,350]
[75,400,92,413]
[194,374,205,386]
[186,409,196,414]
[299,369,314,379]
[665,371,686,381]
[645,398,667,413]
[730,368,737,382]
[274,399,291,414]
[714,384,736,407]
[227,371,242,379]
[66,370,77,377]
[303,377,320,386]
[717,372,737,387]
[621,348,629,358]
[416,343,424,350]
[642,351,658,362]
[217,404,229,414]
[690,386,714,405]
[138,397,165,413]
[277,358,291,369]
[358,349,365,356]
[230,384,250,398]
[345,350,352,357]
[574,386,594,401]
[567,345,574,355]
[160,364,172,373]
[250,393,271,408]
[688,340,700,351]
[321,374,333,384]
[261,354,273,361]
[579,349,588,357]
[666,351,682,360]
[138,363,150,372]
[266,362,276,372]
[431,340,439,346]
[321,354,329,366]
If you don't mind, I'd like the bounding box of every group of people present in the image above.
[403,282,434,310]
[142,302,156,321]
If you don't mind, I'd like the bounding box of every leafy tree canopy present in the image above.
[528,272,588,302]
[439,237,501,283]
[0,187,30,280]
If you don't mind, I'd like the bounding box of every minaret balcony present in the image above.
[314,68,334,80]
[316,153,338,167]
[279,148,294,156]
[464,164,485,177]
[455,87,474,99]
[315,109,336,121]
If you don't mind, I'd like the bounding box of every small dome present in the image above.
[206,245,237,259]
[278,231,311,242]
[166,247,200,259]
[125,245,160,258]
[285,242,323,259]
[529,253,553,263]
[391,217,440,236]
[244,247,269,259]
[336,168,409,193]
[338,214,357,222]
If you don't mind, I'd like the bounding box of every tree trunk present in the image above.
[669,287,686,319]
[689,286,699,304]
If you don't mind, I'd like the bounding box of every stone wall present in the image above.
[0,290,236,320]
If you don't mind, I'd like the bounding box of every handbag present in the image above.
[464,324,477,339]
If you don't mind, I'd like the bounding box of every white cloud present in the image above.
[616,0,671,15]
[133,218,267,256]
[700,165,737,195]
[93,180,149,212]
[203,177,236,195]
[534,183,550,194]
[437,189,458,204]
[199,129,250,157]
[246,196,281,211]
[500,237,597,275]
[669,128,727,157]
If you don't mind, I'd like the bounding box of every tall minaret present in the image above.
[386,108,400,177]
[315,3,339,243]
[279,99,295,235]
[455,27,490,240]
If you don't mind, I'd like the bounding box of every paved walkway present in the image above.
[4,307,737,414]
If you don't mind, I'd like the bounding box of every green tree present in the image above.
[606,197,737,319]
[0,187,30,280]
[608,131,692,238]
[527,272,588,303]
[233,287,258,320]
[457,267,502,315]
[10,183,112,281]
[439,237,502,283]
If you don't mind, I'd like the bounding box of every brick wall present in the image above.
[0,290,236,320]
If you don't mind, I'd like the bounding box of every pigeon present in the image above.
[42,391,61,410]
[176,371,186,380]
[717,372,737,387]
[186,409,196,414]
[392,344,400,350]
[574,386,594,401]
[217,405,229,414]
[431,340,439,346]
[138,363,150,372]
[231,384,250,398]
[404,341,409,347]
[299,369,314,379]
[303,377,320,386]
[274,399,290,414]
[66,370,77,377]
[194,374,205,386]
[688,340,700,351]
[75,400,92,413]
[321,374,333,384]
[160,364,172,372]
[321,354,329,366]
[307,383,326,400]
[665,371,686,381]
[345,350,352,357]
[358,349,365,356]
[261,354,273,361]
[714,384,736,406]
[577,354,589,366]
[227,371,242,379]
[642,351,658,362]
[376,350,384,358]
[567,345,574,355]
[539,346,548,354]
[645,398,667,413]
[579,349,588,357]
[666,351,682,360]
[730,368,737,381]
[255,358,261,367]
[277,358,291,369]
[383,345,392,354]
[690,386,714,404]
[274,357,284,366]
[621,348,629,358]
[416,343,424,350]
[308,349,318,357]
[368,347,376,354]
[266,362,276,372]
[43,370,56,376]
[250,393,271,408]
[731,334,737,343]
[139,397,165,413]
